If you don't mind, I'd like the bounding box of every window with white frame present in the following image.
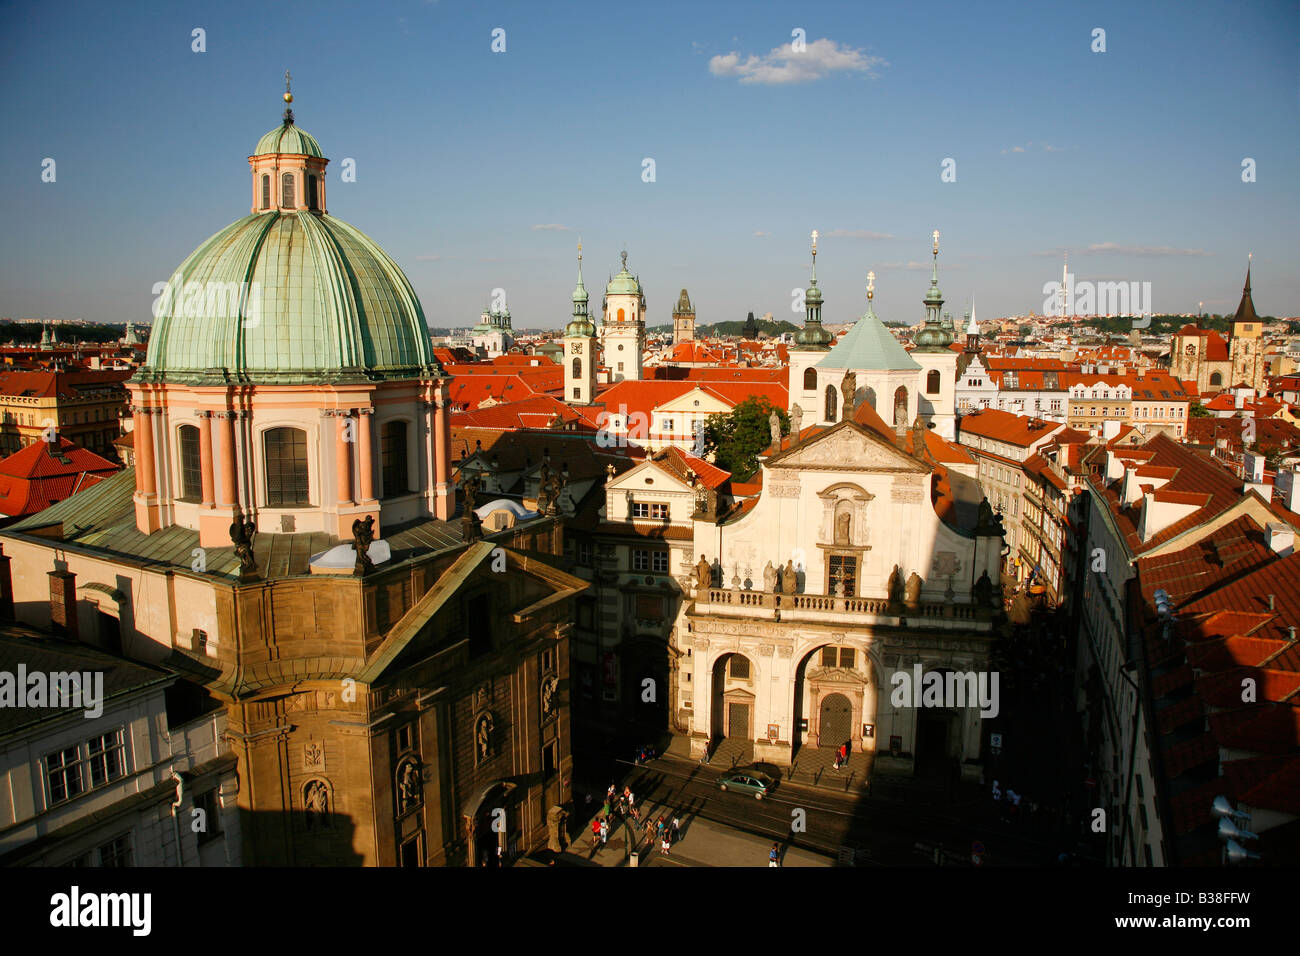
[44,729,128,807]
[632,549,669,572]
[631,502,669,520]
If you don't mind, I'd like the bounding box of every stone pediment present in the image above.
[767,422,929,474]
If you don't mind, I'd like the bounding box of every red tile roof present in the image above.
[0,436,119,519]
[448,394,585,430]
[957,408,1063,447]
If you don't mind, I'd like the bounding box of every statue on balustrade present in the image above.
[694,554,712,590]
[763,560,777,592]
[781,559,798,595]
[886,565,905,607]
[904,571,923,607]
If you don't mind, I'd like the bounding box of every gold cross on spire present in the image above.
[932,230,940,255]
[867,271,875,300]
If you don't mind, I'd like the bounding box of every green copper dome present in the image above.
[605,269,642,296]
[142,211,439,383]
[253,122,324,158]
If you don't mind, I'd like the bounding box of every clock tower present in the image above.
[601,250,646,382]
[564,243,597,405]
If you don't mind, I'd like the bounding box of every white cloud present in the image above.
[823,229,897,240]
[531,223,575,232]
[876,261,931,271]
[754,231,771,237]
[1081,243,1212,257]
[1002,141,1071,154]
[709,38,886,85]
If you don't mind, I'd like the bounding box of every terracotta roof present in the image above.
[1137,516,1275,606]
[0,436,119,519]
[449,394,584,430]
[1092,434,1243,554]
[649,366,787,383]
[957,408,1062,447]
[651,445,731,490]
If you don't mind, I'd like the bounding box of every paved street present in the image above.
[563,752,1057,867]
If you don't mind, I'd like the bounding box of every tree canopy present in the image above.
[701,396,788,482]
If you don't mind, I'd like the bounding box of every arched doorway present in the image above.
[913,668,962,779]
[792,644,872,758]
[711,653,755,746]
[623,638,669,732]
[819,693,852,751]
[465,781,518,867]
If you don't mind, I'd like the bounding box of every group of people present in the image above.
[590,783,681,857]
[831,742,850,771]
[990,779,1036,825]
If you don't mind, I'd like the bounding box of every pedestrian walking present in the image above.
[591,817,601,848]
[656,817,665,842]
[671,816,680,842]
[661,835,671,856]
[768,842,780,868]
[599,819,609,845]
[838,743,848,767]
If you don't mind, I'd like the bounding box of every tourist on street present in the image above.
[661,834,671,856]
[599,819,609,845]
[671,816,680,842]
[591,818,601,848]
[769,843,780,867]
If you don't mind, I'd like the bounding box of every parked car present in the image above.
[717,769,777,799]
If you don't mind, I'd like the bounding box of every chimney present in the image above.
[48,569,78,639]
[1285,470,1300,514]
[1265,523,1294,557]
[1235,391,1245,409]
[0,544,12,625]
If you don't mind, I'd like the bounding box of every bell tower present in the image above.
[602,250,645,382]
[564,242,597,404]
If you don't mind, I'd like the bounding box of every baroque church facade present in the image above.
[0,90,586,866]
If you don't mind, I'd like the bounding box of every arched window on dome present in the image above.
[281,172,295,209]
[264,427,310,506]
[261,174,270,210]
[178,425,202,502]
[926,369,941,395]
[825,384,838,423]
[572,357,581,380]
[617,308,625,322]
[803,367,817,390]
[894,386,908,426]
[381,420,410,496]
[307,175,319,211]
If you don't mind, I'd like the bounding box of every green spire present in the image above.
[795,229,831,349]
[913,230,954,352]
[565,241,595,337]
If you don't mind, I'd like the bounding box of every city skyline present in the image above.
[1,0,1296,329]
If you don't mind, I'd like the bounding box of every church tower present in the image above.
[1228,257,1264,391]
[564,242,597,404]
[602,250,645,382]
[673,289,695,345]
[788,230,834,415]
[910,230,959,440]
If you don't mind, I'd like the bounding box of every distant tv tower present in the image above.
[1061,253,1070,318]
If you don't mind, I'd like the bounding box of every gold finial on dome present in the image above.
[282,70,295,124]
[867,270,875,301]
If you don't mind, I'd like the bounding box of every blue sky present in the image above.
[1,0,1297,330]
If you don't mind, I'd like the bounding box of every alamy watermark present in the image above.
[151,272,264,328]
[890,664,999,718]
[0,666,105,718]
